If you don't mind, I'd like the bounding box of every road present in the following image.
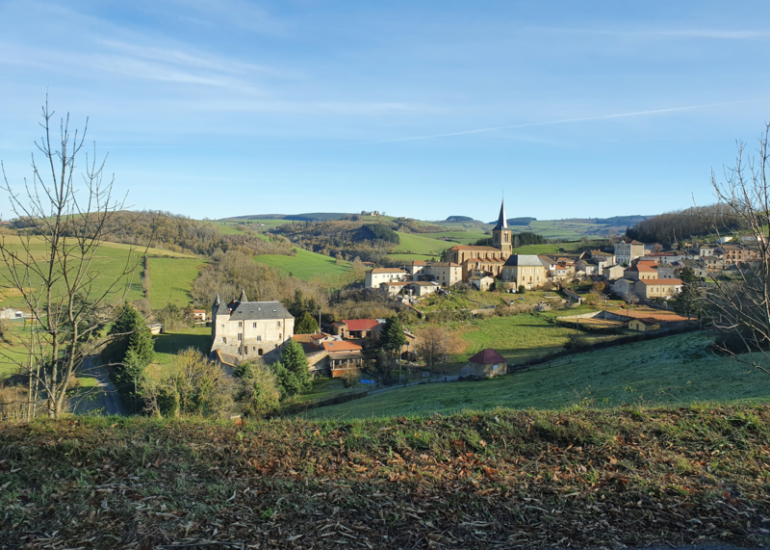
[84,357,124,416]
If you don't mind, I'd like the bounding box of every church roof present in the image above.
[492,199,508,231]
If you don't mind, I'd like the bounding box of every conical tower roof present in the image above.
[240,289,248,303]
[493,199,508,231]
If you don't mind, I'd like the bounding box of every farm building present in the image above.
[460,348,508,379]
[332,319,381,339]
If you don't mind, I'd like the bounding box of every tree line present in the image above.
[625,204,744,244]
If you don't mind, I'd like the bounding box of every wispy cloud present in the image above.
[374,99,769,143]
[531,26,770,41]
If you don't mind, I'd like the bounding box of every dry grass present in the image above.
[1,405,770,548]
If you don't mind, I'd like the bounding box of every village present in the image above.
[201,199,755,387]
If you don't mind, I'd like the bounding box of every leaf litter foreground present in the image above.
[2,405,770,549]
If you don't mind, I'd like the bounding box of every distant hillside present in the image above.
[508,217,537,226]
[443,215,475,223]
[223,214,287,220]
[559,216,651,226]
[284,213,350,222]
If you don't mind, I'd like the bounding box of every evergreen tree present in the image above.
[294,311,319,334]
[271,361,302,397]
[280,339,311,392]
[377,316,407,356]
[672,266,702,319]
[107,304,146,362]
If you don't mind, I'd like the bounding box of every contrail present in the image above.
[374,98,766,143]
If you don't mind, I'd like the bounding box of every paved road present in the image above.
[84,357,124,416]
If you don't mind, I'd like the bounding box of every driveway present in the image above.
[84,357,123,416]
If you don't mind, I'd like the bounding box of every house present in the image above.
[575,259,599,276]
[563,288,585,304]
[0,307,24,320]
[408,281,441,297]
[210,291,295,363]
[371,324,417,359]
[380,281,411,296]
[191,309,207,322]
[603,264,625,281]
[611,278,637,298]
[425,262,463,286]
[656,264,677,279]
[332,319,381,339]
[678,259,708,278]
[460,348,508,379]
[590,250,616,267]
[633,278,683,299]
[628,318,661,332]
[323,341,365,377]
[501,254,547,289]
[717,236,733,244]
[402,260,427,279]
[469,274,495,291]
[624,261,658,281]
[149,323,165,335]
[698,246,715,257]
[703,255,726,271]
[614,240,645,265]
[721,244,760,265]
[365,268,407,288]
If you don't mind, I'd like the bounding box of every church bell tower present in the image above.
[492,199,512,255]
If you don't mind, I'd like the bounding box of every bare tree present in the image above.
[709,123,770,376]
[0,98,145,419]
[415,326,463,373]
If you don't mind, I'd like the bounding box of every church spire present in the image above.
[493,198,508,231]
[240,289,248,303]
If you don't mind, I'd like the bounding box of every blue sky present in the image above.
[1,0,769,222]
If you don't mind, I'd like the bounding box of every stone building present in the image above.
[210,291,294,363]
[501,254,547,289]
[445,200,513,281]
[614,240,646,265]
[364,268,407,288]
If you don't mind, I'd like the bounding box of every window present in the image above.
[237,334,242,341]
[277,321,281,328]
[238,321,242,328]
[257,335,262,342]
[252,346,256,352]
[221,337,226,343]
[258,349,264,356]
[253,322,257,328]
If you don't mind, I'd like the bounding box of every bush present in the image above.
[518,285,526,294]
[340,369,360,388]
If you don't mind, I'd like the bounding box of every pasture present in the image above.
[302,332,770,419]
[146,257,206,309]
[254,247,352,282]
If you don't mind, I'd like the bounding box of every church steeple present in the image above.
[493,199,508,231]
[492,198,512,256]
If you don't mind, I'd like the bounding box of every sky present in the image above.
[1,0,770,222]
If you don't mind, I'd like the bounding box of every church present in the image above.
[445,200,513,282]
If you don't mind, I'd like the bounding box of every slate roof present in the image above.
[468,348,507,365]
[229,300,293,321]
[503,254,543,267]
[492,199,508,231]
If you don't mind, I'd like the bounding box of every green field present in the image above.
[303,332,770,419]
[254,247,352,282]
[150,326,212,377]
[392,232,455,256]
[420,229,488,245]
[454,313,616,364]
[0,237,198,309]
[146,257,206,309]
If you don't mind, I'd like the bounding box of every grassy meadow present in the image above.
[392,232,454,256]
[253,247,352,281]
[0,237,199,309]
[303,332,770,419]
[146,257,206,309]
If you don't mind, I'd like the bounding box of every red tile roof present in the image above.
[340,319,380,331]
[322,341,363,352]
[636,278,683,285]
[468,348,507,365]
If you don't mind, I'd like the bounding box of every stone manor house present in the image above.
[210,291,295,365]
